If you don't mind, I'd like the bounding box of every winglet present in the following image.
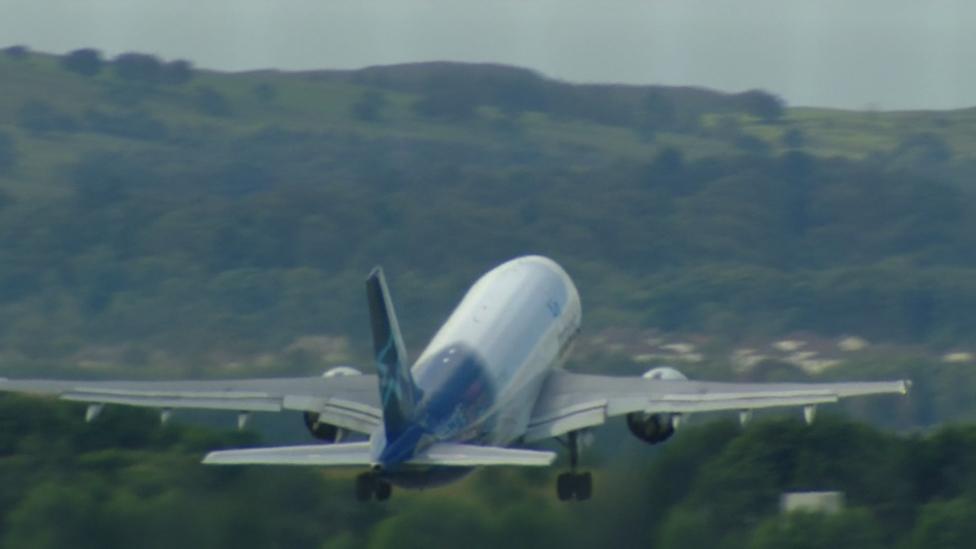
[366,267,420,441]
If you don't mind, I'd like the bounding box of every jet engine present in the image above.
[626,367,687,445]
[302,366,362,443]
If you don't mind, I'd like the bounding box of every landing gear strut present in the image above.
[355,473,393,502]
[556,431,593,501]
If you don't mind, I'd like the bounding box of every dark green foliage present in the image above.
[0,131,16,174]
[347,62,770,129]
[3,45,28,58]
[113,52,164,83]
[908,498,976,549]
[781,127,806,149]
[251,82,277,104]
[83,109,169,141]
[194,86,233,117]
[352,90,387,122]
[738,89,786,122]
[16,100,78,133]
[0,132,974,365]
[0,401,975,549]
[748,509,885,549]
[893,132,953,166]
[161,59,194,85]
[413,85,478,120]
[61,48,103,77]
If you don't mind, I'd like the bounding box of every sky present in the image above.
[2,0,974,110]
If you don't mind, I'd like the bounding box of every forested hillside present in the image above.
[3,45,976,549]
[2,47,975,377]
[2,395,975,549]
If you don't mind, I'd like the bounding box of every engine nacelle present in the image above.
[626,412,676,445]
[627,367,688,445]
[303,366,363,443]
[642,366,688,381]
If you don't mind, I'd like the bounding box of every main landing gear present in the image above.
[556,431,592,501]
[355,473,392,502]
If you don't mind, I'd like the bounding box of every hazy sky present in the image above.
[3,0,974,110]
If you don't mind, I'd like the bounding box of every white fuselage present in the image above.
[411,255,582,446]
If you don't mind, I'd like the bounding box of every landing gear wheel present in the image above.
[575,472,592,501]
[355,474,393,502]
[555,430,594,501]
[355,474,374,502]
[375,480,393,502]
[557,473,575,501]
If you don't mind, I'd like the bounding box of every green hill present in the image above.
[0,48,975,403]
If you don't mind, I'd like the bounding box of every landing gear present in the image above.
[557,472,592,501]
[556,431,593,501]
[355,473,393,502]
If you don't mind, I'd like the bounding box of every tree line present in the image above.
[0,393,973,549]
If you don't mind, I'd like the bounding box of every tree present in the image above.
[0,130,16,174]
[193,86,233,117]
[161,60,194,85]
[892,132,953,166]
[749,510,884,549]
[252,82,277,105]
[61,48,103,77]
[781,128,807,149]
[83,109,169,141]
[413,81,478,120]
[643,90,678,129]
[113,52,164,83]
[351,90,387,122]
[740,90,785,122]
[908,498,976,549]
[16,100,78,134]
[3,45,29,58]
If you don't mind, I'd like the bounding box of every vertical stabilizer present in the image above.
[365,267,419,441]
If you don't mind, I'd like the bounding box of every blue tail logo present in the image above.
[366,267,420,441]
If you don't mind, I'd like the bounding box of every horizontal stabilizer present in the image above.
[203,442,373,466]
[203,442,556,467]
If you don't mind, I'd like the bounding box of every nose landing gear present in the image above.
[556,431,593,501]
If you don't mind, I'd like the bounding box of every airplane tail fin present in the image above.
[366,267,420,441]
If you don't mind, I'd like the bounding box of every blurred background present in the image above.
[1,1,976,547]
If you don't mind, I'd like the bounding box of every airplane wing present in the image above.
[203,441,556,467]
[0,375,382,434]
[524,370,910,442]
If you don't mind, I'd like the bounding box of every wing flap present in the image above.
[203,442,556,467]
[0,376,383,433]
[527,371,910,441]
[62,391,282,412]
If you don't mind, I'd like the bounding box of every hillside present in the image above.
[0,47,975,426]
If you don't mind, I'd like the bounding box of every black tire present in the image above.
[375,480,392,502]
[575,472,592,501]
[355,474,373,502]
[556,473,575,501]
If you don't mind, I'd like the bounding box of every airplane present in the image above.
[0,255,910,502]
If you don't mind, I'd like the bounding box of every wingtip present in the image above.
[902,380,913,395]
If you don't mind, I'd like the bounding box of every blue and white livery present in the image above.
[0,256,910,501]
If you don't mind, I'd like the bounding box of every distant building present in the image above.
[781,491,845,514]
